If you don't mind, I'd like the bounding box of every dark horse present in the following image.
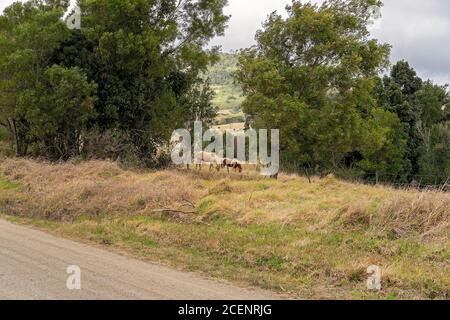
[222,158,243,173]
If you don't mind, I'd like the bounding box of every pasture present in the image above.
[0,158,448,299]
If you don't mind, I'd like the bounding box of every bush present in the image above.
[419,122,450,184]
[0,126,7,141]
[82,129,141,168]
[0,126,14,157]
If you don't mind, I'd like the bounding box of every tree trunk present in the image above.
[12,119,28,157]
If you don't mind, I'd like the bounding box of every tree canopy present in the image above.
[0,0,228,163]
[236,0,449,183]
[236,0,393,171]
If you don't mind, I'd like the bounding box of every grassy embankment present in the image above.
[0,158,448,299]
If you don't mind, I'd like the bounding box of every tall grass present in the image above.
[1,158,448,239]
[0,159,448,299]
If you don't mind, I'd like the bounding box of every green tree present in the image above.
[236,0,391,172]
[419,122,450,184]
[360,108,407,181]
[20,65,96,160]
[0,0,71,156]
[52,0,229,165]
[376,61,424,176]
[1,0,228,163]
[376,61,450,179]
[182,80,217,126]
[416,81,449,128]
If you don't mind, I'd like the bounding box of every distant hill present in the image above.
[208,52,239,86]
[205,53,245,125]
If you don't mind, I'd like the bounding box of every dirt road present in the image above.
[0,219,276,300]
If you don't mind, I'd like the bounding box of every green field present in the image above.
[205,53,246,124]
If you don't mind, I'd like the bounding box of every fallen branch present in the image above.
[151,208,195,215]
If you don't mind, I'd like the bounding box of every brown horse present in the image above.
[222,158,243,174]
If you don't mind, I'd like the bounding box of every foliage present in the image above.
[207,52,239,86]
[376,61,424,175]
[181,80,217,126]
[0,0,72,156]
[22,65,97,160]
[376,61,450,180]
[74,0,228,165]
[81,128,141,167]
[235,0,449,182]
[419,122,450,184]
[0,0,449,184]
[235,0,393,172]
[416,81,450,129]
[0,126,7,141]
[0,0,229,165]
[359,108,407,180]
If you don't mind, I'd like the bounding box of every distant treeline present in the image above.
[206,53,239,86]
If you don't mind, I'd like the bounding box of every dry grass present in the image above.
[0,158,208,221]
[1,157,449,241]
[0,158,449,299]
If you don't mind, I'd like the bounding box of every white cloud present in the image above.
[372,0,450,84]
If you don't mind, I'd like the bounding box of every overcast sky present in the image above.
[209,0,450,85]
[1,0,449,85]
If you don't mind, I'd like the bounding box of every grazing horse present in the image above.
[222,158,243,174]
[194,151,222,171]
